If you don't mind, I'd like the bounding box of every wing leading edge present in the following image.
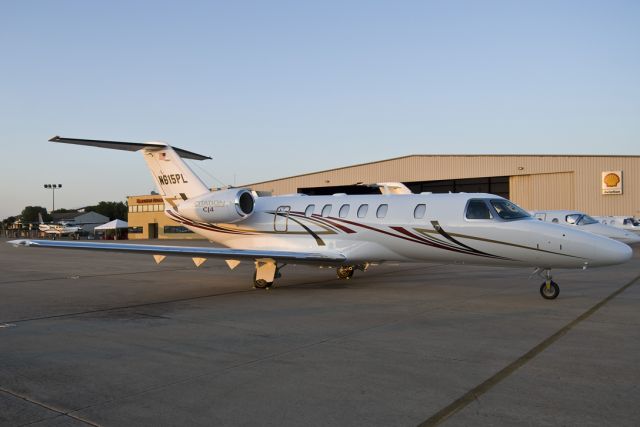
[49,136,211,161]
[7,240,345,264]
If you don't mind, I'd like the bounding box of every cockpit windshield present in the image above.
[489,199,531,220]
[566,214,581,224]
[577,214,599,225]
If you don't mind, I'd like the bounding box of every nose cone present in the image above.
[592,238,633,266]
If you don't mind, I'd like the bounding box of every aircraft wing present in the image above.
[7,240,346,264]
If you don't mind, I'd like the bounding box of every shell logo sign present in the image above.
[602,171,623,195]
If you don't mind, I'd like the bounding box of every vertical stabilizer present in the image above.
[48,136,212,208]
[141,146,209,205]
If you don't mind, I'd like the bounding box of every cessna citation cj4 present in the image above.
[9,137,633,300]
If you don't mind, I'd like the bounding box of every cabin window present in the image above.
[357,204,368,218]
[305,204,315,217]
[376,204,388,218]
[465,199,492,220]
[413,204,426,219]
[321,204,332,217]
[552,218,559,223]
[339,204,350,218]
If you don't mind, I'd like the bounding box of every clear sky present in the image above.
[1,1,639,218]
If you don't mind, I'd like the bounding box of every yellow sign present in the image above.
[602,171,622,195]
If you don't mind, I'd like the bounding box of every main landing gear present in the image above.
[336,264,369,280]
[252,261,370,289]
[534,268,560,300]
[336,265,355,280]
[253,259,285,289]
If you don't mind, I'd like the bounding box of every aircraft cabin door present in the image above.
[274,206,290,232]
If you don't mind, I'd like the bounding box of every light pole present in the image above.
[43,184,62,213]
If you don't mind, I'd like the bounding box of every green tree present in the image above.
[85,201,128,221]
[2,216,17,227]
[21,206,51,223]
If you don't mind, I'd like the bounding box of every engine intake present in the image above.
[177,189,255,224]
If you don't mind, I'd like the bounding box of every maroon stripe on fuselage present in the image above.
[166,211,255,235]
[331,217,509,260]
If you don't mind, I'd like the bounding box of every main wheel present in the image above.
[254,279,272,289]
[252,272,273,289]
[540,280,560,300]
[337,266,355,280]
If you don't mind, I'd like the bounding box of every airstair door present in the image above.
[274,206,290,232]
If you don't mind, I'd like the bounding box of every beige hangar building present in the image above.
[127,154,639,239]
[248,155,639,217]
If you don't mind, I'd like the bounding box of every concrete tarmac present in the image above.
[0,238,638,426]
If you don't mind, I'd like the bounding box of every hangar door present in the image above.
[510,172,575,211]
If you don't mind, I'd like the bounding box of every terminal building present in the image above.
[127,154,639,239]
[126,195,201,240]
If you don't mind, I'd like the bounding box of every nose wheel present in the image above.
[540,280,560,299]
[534,268,560,300]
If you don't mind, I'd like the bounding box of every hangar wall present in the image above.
[247,155,640,216]
[510,172,576,211]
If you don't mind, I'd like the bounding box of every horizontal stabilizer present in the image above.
[49,136,211,160]
[8,240,346,265]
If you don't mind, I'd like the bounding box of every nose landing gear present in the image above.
[540,280,560,299]
[533,268,560,300]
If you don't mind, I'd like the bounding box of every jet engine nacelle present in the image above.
[177,189,255,224]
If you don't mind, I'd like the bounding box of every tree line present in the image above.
[1,201,128,226]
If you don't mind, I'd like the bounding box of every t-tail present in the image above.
[49,136,211,209]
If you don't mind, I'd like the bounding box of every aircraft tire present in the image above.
[337,266,354,280]
[254,279,272,289]
[539,280,560,300]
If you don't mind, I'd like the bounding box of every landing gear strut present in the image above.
[536,268,559,300]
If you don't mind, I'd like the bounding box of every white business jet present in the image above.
[37,213,81,238]
[595,216,640,234]
[531,210,640,245]
[8,137,633,300]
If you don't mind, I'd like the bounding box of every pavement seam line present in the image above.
[0,266,208,285]
[418,272,640,427]
[60,267,501,418]
[0,389,100,427]
[3,265,445,324]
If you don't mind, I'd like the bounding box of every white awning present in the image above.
[94,219,129,230]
